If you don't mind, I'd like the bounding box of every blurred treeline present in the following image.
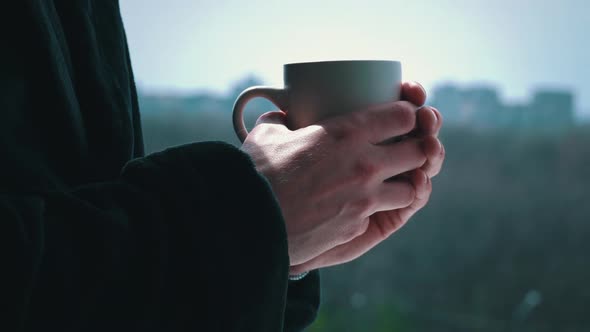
[139,92,590,332]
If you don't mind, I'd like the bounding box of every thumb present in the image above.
[255,110,288,126]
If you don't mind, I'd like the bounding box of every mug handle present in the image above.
[232,86,288,143]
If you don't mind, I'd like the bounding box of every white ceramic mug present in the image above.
[232,60,402,142]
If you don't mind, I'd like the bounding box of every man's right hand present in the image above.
[241,98,441,267]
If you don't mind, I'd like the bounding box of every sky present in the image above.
[120,0,590,117]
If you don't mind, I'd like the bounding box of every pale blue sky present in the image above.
[120,0,589,115]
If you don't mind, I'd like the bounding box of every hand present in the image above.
[401,81,444,177]
[288,82,445,274]
[241,82,441,267]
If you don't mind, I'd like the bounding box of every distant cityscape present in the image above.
[138,76,271,116]
[138,76,584,131]
[430,84,577,131]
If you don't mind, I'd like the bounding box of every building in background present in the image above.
[431,84,575,132]
[138,76,578,132]
[529,91,574,129]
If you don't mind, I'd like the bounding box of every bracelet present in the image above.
[288,271,309,281]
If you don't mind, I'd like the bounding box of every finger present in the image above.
[416,106,439,136]
[355,172,429,248]
[354,101,418,144]
[420,135,445,178]
[410,168,431,202]
[289,208,409,274]
[371,137,427,180]
[255,110,288,126]
[289,170,432,275]
[431,107,443,135]
[371,178,416,213]
[400,81,427,106]
[397,168,433,222]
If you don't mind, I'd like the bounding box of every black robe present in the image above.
[0,1,320,331]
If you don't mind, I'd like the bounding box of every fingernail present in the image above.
[431,107,441,124]
[430,106,439,116]
[416,81,426,94]
[429,107,438,125]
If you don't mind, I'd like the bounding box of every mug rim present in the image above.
[284,59,400,67]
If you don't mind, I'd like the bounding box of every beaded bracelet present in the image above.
[288,271,309,281]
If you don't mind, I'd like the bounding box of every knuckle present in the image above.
[358,218,370,235]
[415,187,432,208]
[413,140,429,165]
[255,123,273,133]
[352,223,367,238]
[339,228,355,243]
[352,159,379,183]
[350,197,373,217]
[329,112,364,143]
[415,179,432,200]
[251,123,280,140]
[399,141,427,170]
[330,123,357,143]
[340,220,368,242]
[399,183,416,206]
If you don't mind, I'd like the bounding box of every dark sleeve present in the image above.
[2,142,319,331]
[285,271,321,332]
